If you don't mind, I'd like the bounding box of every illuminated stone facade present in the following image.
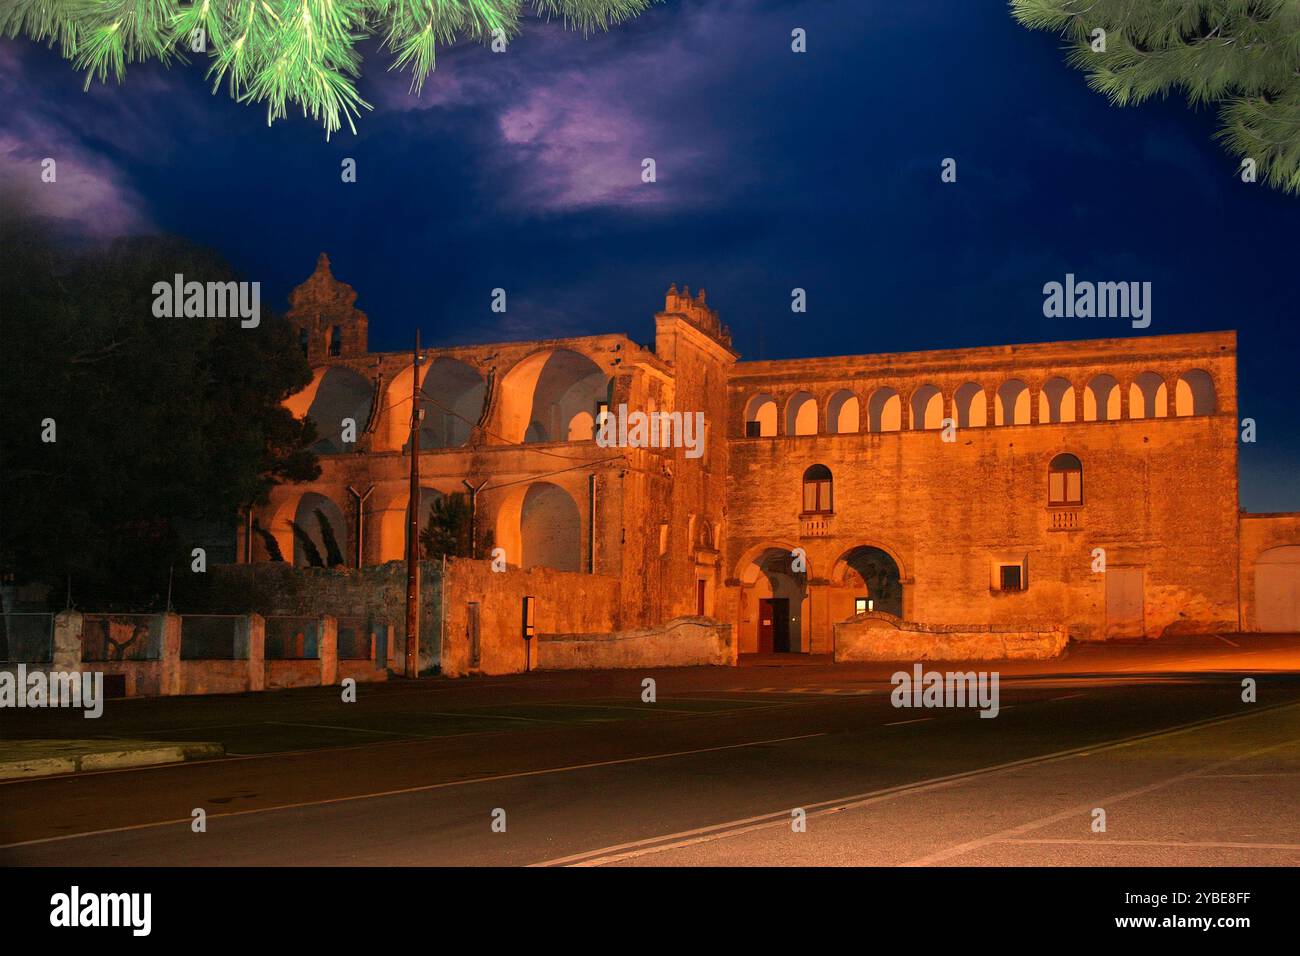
[241,256,1299,669]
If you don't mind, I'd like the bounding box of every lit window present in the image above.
[802,464,833,513]
[1048,453,1083,506]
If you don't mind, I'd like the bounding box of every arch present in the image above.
[953,382,987,428]
[417,357,487,449]
[373,486,444,563]
[497,349,609,444]
[737,545,808,654]
[744,393,778,437]
[284,366,375,455]
[495,481,582,572]
[1255,545,1300,632]
[1038,377,1076,424]
[832,545,903,617]
[909,384,944,430]
[377,356,487,451]
[995,379,1030,426]
[802,463,833,513]
[785,391,818,435]
[1129,371,1168,419]
[291,493,348,568]
[826,390,859,434]
[1084,374,1121,422]
[1175,369,1216,416]
[1048,453,1083,506]
[867,387,901,432]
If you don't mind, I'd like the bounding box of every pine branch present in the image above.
[8,0,658,137]
[1011,0,1300,194]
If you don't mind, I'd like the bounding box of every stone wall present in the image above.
[538,616,735,670]
[1239,513,1300,632]
[194,561,439,672]
[835,612,1067,661]
[440,558,621,676]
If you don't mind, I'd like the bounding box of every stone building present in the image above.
[240,255,1300,670]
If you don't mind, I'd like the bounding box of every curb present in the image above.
[0,741,225,781]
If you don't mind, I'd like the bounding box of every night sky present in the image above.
[2,0,1296,510]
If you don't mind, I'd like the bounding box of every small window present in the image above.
[999,565,1022,591]
[1048,453,1083,506]
[854,597,872,614]
[329,325,343,357]
[746,420,762,438]
[802,464,833,513]
[696,580,707,616]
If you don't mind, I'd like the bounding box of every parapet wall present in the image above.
[835,612,1067,661]
[537,616,736,671]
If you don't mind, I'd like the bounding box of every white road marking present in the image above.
[1003,838,1300,850]
[0,732,827,850]
[534,702,1298,867]
[903,736,1300,866]
[884,718,934,727]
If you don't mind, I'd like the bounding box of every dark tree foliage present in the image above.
[314,508,346,568]
[290,521,326,569]
[0,210,320,608]
[251,518,286,562]
[419,492,492,561]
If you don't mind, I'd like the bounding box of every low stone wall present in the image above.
[265,659,321,690]
[834,612,1067,662]
[187,561,438,672]
[537,616,736,671]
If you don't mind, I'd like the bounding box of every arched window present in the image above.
[802,464,833,514]
[1048,454,1083,506]
[329,325,343,357]
[744,394,777,437]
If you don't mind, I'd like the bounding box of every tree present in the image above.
[0,204,320,607]
[419,492,491,560]
[1012,0,1300,194]
[2,1,657,138]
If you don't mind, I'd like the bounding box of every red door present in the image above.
[757,598,775,653]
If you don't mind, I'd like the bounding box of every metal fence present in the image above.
[0,612,54,664]
[265,616,321,660]
[180,614,247,661]
[81,613,163,662]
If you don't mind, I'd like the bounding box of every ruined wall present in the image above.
[835,613,1067,661]
[196,562,441,672]
[538,617,736,670]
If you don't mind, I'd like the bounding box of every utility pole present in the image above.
[405,330,422,678]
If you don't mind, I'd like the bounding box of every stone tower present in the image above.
[286,253,368,361]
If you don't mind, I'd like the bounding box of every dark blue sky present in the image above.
[2,0,1296,510]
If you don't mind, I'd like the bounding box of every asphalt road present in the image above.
[2,637,1298,866]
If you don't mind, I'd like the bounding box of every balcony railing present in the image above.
[799,514,834,537]
[1049,509,1081,531]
